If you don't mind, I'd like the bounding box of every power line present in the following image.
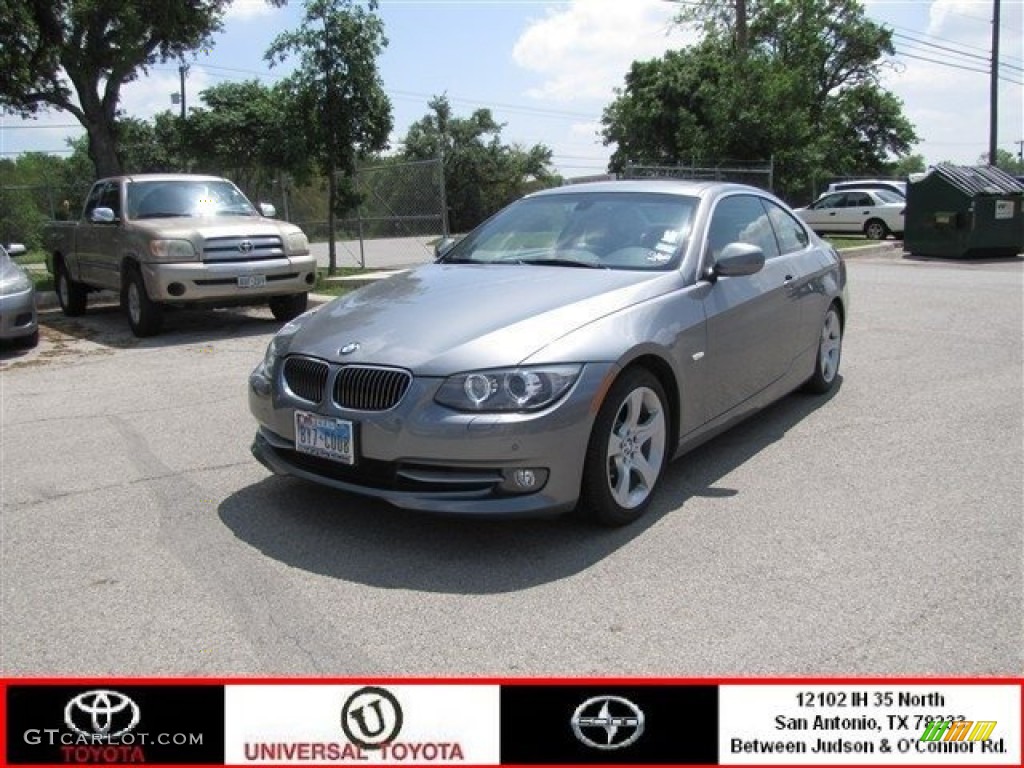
[891,29,1023,72]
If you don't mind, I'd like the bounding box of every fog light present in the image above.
[500,467,548,494]
[167,282,186,296]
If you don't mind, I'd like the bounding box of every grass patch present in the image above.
[826,236,873,250]
[312,267,364,297]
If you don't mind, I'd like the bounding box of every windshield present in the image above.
[441,192,697,271]
[126,179,258,219]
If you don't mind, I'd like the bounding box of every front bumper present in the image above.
[0,286,38,341]
[248,361,616,517]
[141,255,317,302]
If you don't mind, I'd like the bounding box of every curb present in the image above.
[837,241,904,259]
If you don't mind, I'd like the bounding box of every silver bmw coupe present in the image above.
[248,180,847,525]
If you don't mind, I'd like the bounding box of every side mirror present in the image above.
[259,203,277,218]
[89,207,116,224]
[712,242,765,278]
[5,243,27,257]
[434,236,458,260]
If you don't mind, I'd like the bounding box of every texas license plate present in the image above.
[294,411,354,464]
[238,274,266,288]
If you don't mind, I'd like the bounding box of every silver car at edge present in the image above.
[248,181,848,526]
[0,243,39,349]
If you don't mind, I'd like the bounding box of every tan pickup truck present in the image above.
[45,173,317,336]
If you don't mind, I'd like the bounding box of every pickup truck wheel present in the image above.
[269,293,308,322]
[55,261,87,317]
[122,266,163,337]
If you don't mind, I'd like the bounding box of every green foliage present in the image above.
[0,0,278,178]
[401,95,557,232]
[265,0,392,272]
[977,149,1024,175]
[886,153,927,177]
[601,0,918,201]
[0,153,91,248]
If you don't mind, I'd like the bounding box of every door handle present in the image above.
[784,274,794,283]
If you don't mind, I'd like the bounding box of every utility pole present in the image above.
[1014,139,1023,166]
[179,61,189,171]
[988,0,1000,165]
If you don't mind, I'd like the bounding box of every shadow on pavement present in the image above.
[219,380,842,595]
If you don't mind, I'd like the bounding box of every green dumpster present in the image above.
[904,164,1024,258]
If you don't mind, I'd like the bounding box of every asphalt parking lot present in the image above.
[1,251,1021,676]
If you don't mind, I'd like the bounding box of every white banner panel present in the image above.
[719,684,1021,765]
[225,685,500,764]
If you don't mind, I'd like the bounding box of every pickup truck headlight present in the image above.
[148,239,198,262]
[286,232,310,255]
[435,365,581,412]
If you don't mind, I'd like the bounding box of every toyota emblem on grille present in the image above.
[238,239,254,254]
[340,342,360,355]
[571,695,645,750]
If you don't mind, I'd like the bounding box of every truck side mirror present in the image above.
[89,207,116,224]
[259,203,277,218]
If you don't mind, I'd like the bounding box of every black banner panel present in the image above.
[6,685,225,765]
[499,684,719,765]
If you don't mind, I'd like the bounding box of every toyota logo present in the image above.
[571,695,644,750]
[341,686,403,750]
[238,239,254,254]
[65,690,141,739]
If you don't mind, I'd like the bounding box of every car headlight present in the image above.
[435,365,581,412]
[148,239,197,262]
[286,232,310,255]
[0,269,32,296]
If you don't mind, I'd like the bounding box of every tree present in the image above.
[977,148,1024,175]
[602,0,918,201]
[266,0,392,274]
[886,153,926,178]
[186,80,311,198]
[401,95,556,233]
[0,0,282,179]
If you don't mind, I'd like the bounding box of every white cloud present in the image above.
[225,0,280,22]
[512,0,695,103]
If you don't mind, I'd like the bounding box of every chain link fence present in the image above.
[0,180,91,248]
[622,160,774,191]
[296,158,446,269]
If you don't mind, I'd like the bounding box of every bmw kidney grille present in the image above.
[282,357,410,411]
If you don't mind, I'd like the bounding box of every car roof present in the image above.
[528,179,772,199]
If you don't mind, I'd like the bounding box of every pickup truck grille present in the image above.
[203,235,284,263]
[281,359,411,412]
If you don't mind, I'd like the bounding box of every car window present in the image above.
[83,183,105,218]
[763,200,809,255]
[847,193,872,207]
[875,190,903,204]
[98,182,121,218]
[444,192,697,271]
[812,193,844,210]
[707,194,780,262]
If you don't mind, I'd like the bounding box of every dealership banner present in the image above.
[2,679,1020,766]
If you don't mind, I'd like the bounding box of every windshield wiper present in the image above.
[134,212,191,219]
[516,258,608,269]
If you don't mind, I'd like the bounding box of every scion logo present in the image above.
[64,690,141,739]
[341,686,403,750]
[571,695,645,751]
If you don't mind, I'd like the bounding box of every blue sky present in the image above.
[1,0,1021,184]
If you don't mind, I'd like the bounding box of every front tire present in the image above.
[122,265,163,337]
[55,260,87,317]
[804,304,842,394]
[269,292,308,322]
[864,219,889,240]
[578,368,669,526]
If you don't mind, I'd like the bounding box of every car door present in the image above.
[700,194,801,420]
[77,181,123,289]
[803,192,845,233]
[842,191,875,234]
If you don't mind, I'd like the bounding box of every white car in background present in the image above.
[796,189,905,240]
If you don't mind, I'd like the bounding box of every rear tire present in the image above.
[864,219,889,240]
[122,265,163,337]
[804,303,842,394]
[578,368,669,527]
[269,292,308,322]
[55,260,87,317]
